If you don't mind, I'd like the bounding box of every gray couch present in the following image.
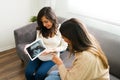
[14,17,120,80]
[87,27,120,80]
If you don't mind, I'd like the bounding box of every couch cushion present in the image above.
[87,26,120,79]
[110,74,120,80]
[17,44,30,64]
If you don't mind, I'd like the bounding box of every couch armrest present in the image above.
[14,22,37,45]
[14,22,38,64]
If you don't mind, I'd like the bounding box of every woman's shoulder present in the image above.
[76,51,97,62]
[58,24,61,29]
[56,24,62,36]
[82,51,96,57]
[37,30,40,35]
[36,30,43,38]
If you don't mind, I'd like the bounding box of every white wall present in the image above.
[1,0,120,52]
[54,0,120,36]
[54,0,68,17]
[0,0,40,52]
[38,0,56,10]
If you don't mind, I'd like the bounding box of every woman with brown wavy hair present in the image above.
[25,7,67,80]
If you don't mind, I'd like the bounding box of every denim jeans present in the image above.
[45,70,61,80]
[25,58,55,80]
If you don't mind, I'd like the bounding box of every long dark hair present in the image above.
[37,7,58,38]
[60,18,109,68]
[60,18,92,52]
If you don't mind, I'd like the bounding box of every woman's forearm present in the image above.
[52,53,63,66]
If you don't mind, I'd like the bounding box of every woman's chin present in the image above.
[46,27,51,29]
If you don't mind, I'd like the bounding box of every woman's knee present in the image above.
[25,64,36,77]
[25,68,34,77]
[34,61,55,80]
[45,75,61,80]
[45,70,61,80]
[35,72,46,80]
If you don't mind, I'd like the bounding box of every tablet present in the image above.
[24,39,46,61]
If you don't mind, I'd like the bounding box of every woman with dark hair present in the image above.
[25,7,67,80]
[45,18,110,80]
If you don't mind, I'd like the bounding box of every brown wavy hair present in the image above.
[37,7,58,38]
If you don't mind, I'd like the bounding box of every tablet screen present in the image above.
[25,39,46,60]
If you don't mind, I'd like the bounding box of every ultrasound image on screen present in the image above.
[26,40,46,59]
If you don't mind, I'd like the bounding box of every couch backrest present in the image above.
[57,16,67,24]
[88,27,120,78]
